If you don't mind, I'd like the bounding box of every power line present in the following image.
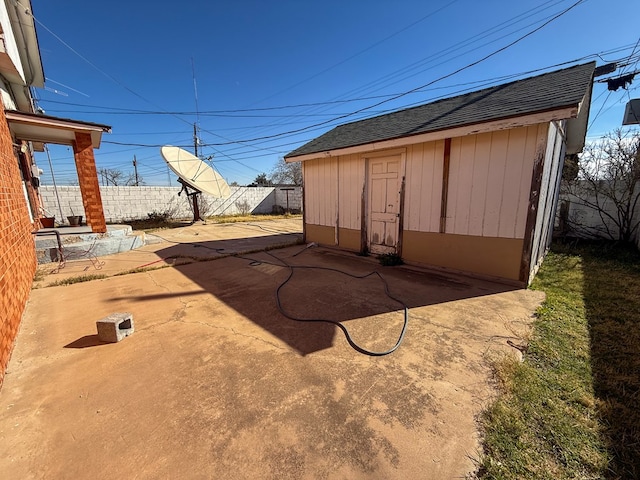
[244,0,462,107]
[198,0,589,147]
[36,43,635,118]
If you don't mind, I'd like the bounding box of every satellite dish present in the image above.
[161,145,231,198]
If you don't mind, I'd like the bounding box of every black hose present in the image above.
[240,248,409,356]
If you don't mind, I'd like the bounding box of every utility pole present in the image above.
[193,123,199,158]
[133,155,139,186]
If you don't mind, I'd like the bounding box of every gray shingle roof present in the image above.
[285,62,595,159]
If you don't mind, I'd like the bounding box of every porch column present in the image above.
[73,132,106,233]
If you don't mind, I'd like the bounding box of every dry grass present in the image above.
[123,213,301,231]
[46,274,108,287]
[476,241,640,479]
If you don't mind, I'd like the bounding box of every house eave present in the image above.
[5,110,111,149]
[6,0,44,88]
[286,106,578,163]
[565,81,593,155]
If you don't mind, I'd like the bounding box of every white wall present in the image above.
[38,185,302,223]
[558,182,640,249]
[404,140,444,233]
[0,1,26,84]
[445,126,539,239]
[303,158,339,228]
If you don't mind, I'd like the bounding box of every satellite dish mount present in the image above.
[177,178,204,223]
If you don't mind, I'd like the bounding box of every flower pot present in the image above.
[40,217,55,228]
[67,215,83,226]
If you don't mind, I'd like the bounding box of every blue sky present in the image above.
[30,0,640,186]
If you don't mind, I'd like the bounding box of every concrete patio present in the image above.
[0,219,544,479]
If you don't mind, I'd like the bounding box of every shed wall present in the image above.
[302,124,552,282]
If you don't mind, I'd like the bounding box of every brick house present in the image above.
[0,1,110,387]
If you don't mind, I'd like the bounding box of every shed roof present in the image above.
[285,62,595,159]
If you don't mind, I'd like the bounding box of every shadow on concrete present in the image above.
[110,291,208,302]
[144,229,302,263]
[123,242,517,356]
[64,335,108,349]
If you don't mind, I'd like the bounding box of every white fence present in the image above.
[557,183,640,249]
[39,185,302,223]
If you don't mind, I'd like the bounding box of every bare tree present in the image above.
[99,167,122,186]
[99,167,143,186]
[562,129,640,244]
[270,157,302,186]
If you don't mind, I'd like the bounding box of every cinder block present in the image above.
[96,312,134,343]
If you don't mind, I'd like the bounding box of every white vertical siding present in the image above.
[304,155,364,230]
[404,141,443,232]
[499,126,539,238]
[530,122,563,276]
[304,157,338,227]
[445,126,538,239]
[468,134,492,236]
[338,154,365,230]
[303,124,548,247]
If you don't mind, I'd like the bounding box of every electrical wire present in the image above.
[30,0,606,185]
[247,1,462,108]
[200,0,587,147]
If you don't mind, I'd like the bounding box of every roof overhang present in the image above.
[564,80,593,154]
[4,0,44,111]
[286,106,578,162]
[5,110,111,150]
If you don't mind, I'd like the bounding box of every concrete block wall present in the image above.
[39,185,303,223]
[274,187,303,212]
[0,108,37,387]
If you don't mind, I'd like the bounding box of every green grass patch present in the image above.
[476,241,640,479]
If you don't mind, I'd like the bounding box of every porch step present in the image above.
[35,225,145,264]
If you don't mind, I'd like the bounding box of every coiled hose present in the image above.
[241,248,409,356]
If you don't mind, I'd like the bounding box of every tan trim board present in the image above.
[305,224,336,246]
[338,227,361,251]
[402,230,524,281]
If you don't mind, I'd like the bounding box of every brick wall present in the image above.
[39,185,303,223]
[0,108,37,387]
[73,132,106,232]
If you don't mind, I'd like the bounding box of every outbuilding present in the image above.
[285,62,595,285]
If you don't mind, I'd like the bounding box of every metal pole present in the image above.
[45,145,65,222]
[133,155,139,186]
[193,123,198,158]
